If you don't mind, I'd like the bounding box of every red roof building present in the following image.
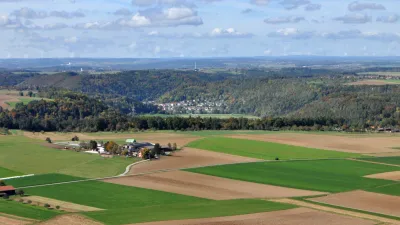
[0,186,16,196]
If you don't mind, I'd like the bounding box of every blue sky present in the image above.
[0,0,399,58]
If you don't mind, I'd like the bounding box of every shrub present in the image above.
[19,199,24,203]
[275,157,280,161]
[172,143,177,151]
[16,189,25,197]
[0,180,5,186]
[27,200,32,204]
[72,135,79,141]
[44,203,50,208]
[56,205,60,210]
[45,137,52,143]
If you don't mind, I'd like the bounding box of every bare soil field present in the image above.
[21,196,103,212]
[272,198,400,225]
[227,133,400,154]
[23,132,199,147]
[132,208,375,225]
[128,148,260,175]
[347,80,400,86]
[38,214,103,225]
[365,171,400,181]
[311,190,400,217]
[0,215,34,225]
[0,95,18,109]
[104,171,325,200]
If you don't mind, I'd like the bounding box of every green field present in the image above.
[187,159,399,193]
[6,174,85,188]
[362,157,400,166]
[0,167,22,178]
[25,180,208,209]
[368,183,400,196]
[0,136,139,178]
[6,97,52,108]
[84,199,295,225]
[0,199,61,220]
[187,137,362,160]
[359,72,400,77]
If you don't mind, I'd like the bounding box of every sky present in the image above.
[0,0,399,58]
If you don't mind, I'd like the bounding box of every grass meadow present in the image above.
[187,137,362,160]
[0,136,138,178]
[187,159,399,193]
[24,180,209,209]
[0,166,22,178]
[83,199,295,225]
[0,199,61,220]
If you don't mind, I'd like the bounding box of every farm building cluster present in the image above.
[54,138,175,159]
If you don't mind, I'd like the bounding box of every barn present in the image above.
[0,186,16,196]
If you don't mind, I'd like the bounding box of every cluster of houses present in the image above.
[124,139,173,158]
[152,99,226,114]
[376,127,400,133]
[84,139,173,158]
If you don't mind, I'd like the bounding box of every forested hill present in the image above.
[2,68,400,128]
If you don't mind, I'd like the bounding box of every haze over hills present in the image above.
[1,57,400,70]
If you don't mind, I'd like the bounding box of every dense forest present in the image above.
[1,67,400,130]
[0,90,349,132]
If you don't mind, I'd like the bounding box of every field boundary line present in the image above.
[270,198,400,224]
[349,158,400,167]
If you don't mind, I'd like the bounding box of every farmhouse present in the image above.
[0,185,16,196]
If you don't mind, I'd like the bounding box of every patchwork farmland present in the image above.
[0,131,400,224]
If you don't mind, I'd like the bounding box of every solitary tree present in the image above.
[71,135,79,141]
[28,91,33,97]
[154,143,161,156]
[89,140,98,150]
[19,91,23,96]
[45,137,52,143]
[0,180,6,186]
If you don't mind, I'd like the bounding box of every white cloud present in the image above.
[163,7,194,20]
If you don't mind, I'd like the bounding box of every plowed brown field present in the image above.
[131,208,376,225]
[38,214,103,225]
[104,171,325,200]
[128,148,260,175]
[227,133,400,154]
[365,171,400,181]
[0,215,33,225]
[311,190,400,217]
[0,95,17,109]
